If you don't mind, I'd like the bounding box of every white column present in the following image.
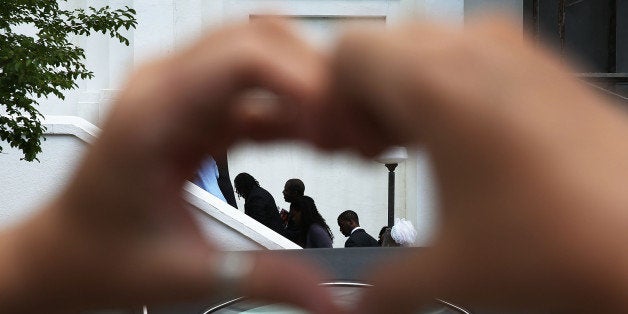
[413,151,438,246]
[98,0,135,125]
[426,0,464,24]
[465,0,523,28]
[75,0,111,124]
[400,0,463,24]
[107,0,135,88]
[134,0,175,63]
[202,0,225,30]
[83,0,111,90]
[174,0,204,48]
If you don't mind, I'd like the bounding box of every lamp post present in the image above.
[375,147,408,227]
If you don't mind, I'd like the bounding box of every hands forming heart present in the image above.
[2,18,628,314]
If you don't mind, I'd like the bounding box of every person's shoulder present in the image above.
[365,231,379,245]
[309,223,326,234]
[364,230,377,240]
[309,224,332,248]
[353,228,367,235]
[344,237,356,247]
[247,186,266,197]
[355,229,377,242]
[252,186,273,198]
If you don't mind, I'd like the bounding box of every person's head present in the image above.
[378,226,389,246]
[234,173,259,198]
[337,210,359,237]
[290,196,334,240]
[380,227,400,247]
[389,218,417,247]
[283,178,305,203]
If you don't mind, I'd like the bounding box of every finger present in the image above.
[89,247,342,314]
[243,253,343,314]
[352,248,457,314]
[230,92,304,143]
[330,98,396,158]
[467,13,526,46]
[152,250,343,314]
[134,250,342,313]
[329,27,435,147]
[108,19,325,178]
[328,20,535,153]
[178,19,324,106]
[300,67,393,157]
[173,19,325,159]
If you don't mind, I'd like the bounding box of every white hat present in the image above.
[390,218,417,246]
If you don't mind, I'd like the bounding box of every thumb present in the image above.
[102,248,342,313]
[352,248,460,314]
[216,252,344,314]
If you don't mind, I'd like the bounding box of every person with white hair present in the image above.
[380,218,417,247]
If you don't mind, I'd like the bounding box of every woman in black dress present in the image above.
[290,196,334,248]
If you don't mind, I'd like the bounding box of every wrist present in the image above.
[0,225,36,312]
[0,200,86,313]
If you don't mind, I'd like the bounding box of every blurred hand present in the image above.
[4,15,628,314]
[4,20,339,314]
[326,19,628,313]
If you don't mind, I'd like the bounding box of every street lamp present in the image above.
[375,147,408,227]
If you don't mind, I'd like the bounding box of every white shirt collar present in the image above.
[350,227,363,234]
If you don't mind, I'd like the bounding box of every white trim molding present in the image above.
[185,184,300,249]
[43,115,101,143]
[42,115,301,250]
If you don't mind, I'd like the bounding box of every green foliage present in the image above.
[0,0,136,161]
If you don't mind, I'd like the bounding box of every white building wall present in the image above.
[0,117,299,250]
[3,1,522,248]
[0,136,84,227]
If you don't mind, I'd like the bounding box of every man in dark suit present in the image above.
[281,178,305,246]
[234,173,283,233]
[337,210,379,247]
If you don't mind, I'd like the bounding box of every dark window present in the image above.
[523,0,628,99]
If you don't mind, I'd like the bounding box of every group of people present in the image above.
[2,16,628,314]
[232,173,417,249]
[233,173,335,248]
[377,218,418,247]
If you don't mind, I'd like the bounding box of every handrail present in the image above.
[200,282,471,314]
[575,74,628,103]
[576,73,628,83]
